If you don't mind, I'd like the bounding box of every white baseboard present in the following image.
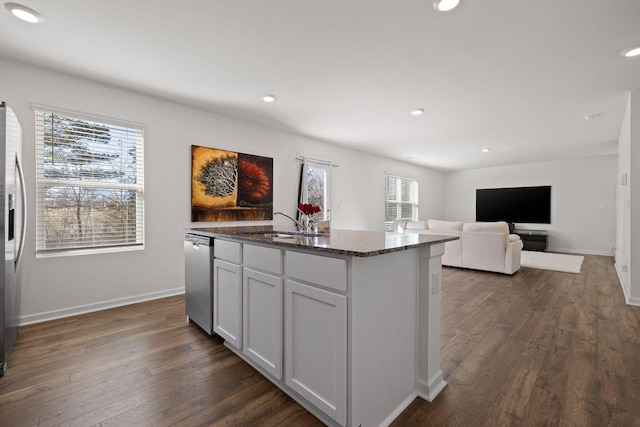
[416,369,447,402]
[380,391,418,427]
[614,263,640,307]
[615,262,630,301]
[546,247,612,256]
[18,287,185,326]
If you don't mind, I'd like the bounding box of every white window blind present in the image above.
[385,173,418,228]
[34,106,145,255]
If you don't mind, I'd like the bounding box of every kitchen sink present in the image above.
[237,230,323,238]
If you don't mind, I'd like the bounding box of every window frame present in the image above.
[299,157,332,221]
[385,173,419,229]
[33,104,145,257]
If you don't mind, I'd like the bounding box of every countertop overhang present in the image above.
[183,226,458,257]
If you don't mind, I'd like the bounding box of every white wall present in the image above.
[442,156,617,255]
[0,57,444,323]
[616,89,640,305]
[631,90,640,304]
[616,94,631,299]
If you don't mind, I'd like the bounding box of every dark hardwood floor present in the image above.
[1,255,639,426]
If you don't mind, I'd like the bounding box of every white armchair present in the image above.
[392,219,523,275]
[460,222,523,275]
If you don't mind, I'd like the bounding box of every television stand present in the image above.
[514,229,548,251]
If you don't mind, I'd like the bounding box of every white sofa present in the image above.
[392,219,523,275]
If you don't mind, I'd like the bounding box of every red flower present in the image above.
[298,203,321,216]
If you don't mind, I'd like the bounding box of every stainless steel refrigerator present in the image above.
[0,102,26,376]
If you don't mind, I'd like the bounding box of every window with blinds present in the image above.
[34,106,145,256]
[385,173,418,228]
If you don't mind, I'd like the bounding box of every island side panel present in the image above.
[416,243,447,401]
[349,249,418,427]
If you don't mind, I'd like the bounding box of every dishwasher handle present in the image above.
[185,234,212,247]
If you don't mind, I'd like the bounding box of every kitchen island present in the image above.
[183,226,457,427]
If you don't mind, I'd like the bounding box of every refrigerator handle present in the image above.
[16,154,27,271]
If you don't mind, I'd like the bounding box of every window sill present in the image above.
[36,244,145,258]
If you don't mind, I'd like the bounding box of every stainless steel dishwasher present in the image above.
[184,234,214,334]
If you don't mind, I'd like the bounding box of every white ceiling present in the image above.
[1,0,639,171]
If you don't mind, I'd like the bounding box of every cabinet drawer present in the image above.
[522,234,546,242]
[244,244,282,274]
[286,251,347,292]
[214,239,241,263]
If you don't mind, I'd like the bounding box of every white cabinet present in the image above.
[284,279,347,426]
[214,241,348,426]
[189,231,447,426]
[213,259,242,348]
[243,268,283,379]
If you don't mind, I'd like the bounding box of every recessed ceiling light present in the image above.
[481,148,491,153]
[4,2,42,23]
[262,94,277,103]
[411,108,424,116]
[433,0,460,12]
[621,46,640,58]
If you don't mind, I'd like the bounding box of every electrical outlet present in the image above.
[432,272,441,295]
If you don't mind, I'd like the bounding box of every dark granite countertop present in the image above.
[183,226,458,257]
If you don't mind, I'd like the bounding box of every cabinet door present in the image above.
[213,259,242,348]
[243,268,283,379]
[284,280,347,426]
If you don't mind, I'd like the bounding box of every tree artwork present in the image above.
[238,157,270,204]
[196,155,238,197]
[191,146,273,222]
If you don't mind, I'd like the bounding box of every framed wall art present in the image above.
[191,145,273,222]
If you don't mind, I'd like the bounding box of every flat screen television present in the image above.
[476,186,551,224]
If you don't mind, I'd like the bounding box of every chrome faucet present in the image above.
[274,211,304,230]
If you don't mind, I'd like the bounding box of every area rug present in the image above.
[520,250,584,274]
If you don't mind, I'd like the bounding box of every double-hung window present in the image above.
[34,106,145,256]
[385,173,418,229]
